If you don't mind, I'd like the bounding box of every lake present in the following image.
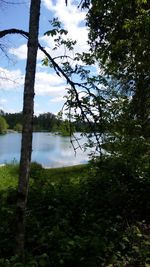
[0,132,91,168]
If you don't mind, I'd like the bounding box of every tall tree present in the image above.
[15,0,41,258]
[87,0,150,137]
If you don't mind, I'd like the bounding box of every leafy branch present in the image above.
[0,27,103,153]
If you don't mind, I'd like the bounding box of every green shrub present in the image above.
[29,162,43,180]
[0,160,149,266]
[0,116,8,134]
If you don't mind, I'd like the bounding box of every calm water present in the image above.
[0,132,90,168]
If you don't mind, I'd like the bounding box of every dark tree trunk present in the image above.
[15,0,41,258]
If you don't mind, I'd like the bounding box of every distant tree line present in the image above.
[0,110,60,132]
[0,109,90,134]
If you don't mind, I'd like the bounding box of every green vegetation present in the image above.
[58,120,75,136]
[14,123,23,132]
[0,164,18,190]
[0,162,149,266]
[87,0,150,138]
[3,112,23,130]
[0,116,8,134]
[0,0,149,265]
[3,111,59,132]
[2,111,87,134]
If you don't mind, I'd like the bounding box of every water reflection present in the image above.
[0,132,90,168]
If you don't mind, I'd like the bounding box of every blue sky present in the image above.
[0,0,89,115]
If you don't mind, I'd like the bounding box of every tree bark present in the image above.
[15,0,41,259]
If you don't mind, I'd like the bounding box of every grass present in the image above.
[0,164,19,190]
[42,164,88,183]
[0,163,88,190]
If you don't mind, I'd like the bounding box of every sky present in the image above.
[0,0,89,115]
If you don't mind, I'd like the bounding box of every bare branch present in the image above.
[0,28,28,39]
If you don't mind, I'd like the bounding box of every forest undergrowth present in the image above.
[0,160,150,266]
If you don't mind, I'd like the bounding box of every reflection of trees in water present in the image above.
[0,132,90,167]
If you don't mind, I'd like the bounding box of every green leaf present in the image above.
[41,57,49,66]
[44,29,57,36]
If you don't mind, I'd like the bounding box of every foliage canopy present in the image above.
[87,0,150,136]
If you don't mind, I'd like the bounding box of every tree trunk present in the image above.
[15,0,41,259]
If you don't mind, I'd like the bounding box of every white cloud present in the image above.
[49,96,65,103]
[0,98,7,104]
[37,62,48,70]
[9,44,27,60]
[42,0,54,10]
[35,70,67,96]
[0,0,90,115]
[9,44,44,61]
[0,66,67,98]
[8,0,89,69]
[36,71,64,86]
[0,105,20,114]
[35,83,66,96]
[0,67,23,90]
[43,0,86,26]
[42,0,89,54]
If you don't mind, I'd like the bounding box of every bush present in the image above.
[14,123,22,132]
[29,162,43,180]
[0,116,8,134]
[0,160,149,266]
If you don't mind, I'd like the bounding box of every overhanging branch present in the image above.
[0,28,102,152]
[0,28,29,39]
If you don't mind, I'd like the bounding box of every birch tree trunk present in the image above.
[15,0,41,258]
